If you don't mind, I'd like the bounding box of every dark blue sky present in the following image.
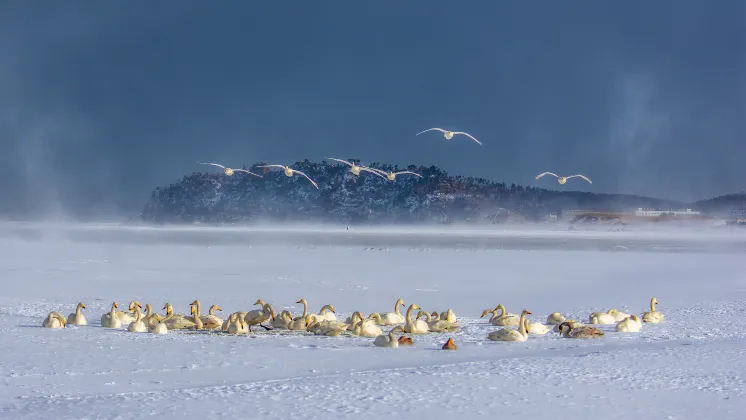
[1,1,744,217]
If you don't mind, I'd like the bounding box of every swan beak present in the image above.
[81,304,86,309]
[331,306,336,313]
[480,310,488,318]
[254,299,262,305]
[162,305,167,310]
[526,311,532,315]
[114,303,119,308]
[138,303,142,308]
[296,300,303,304]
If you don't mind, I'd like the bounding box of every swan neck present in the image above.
[650,299,656,312]
[75,306,82,316]
[302,300,308,317]
[394,300,402,315]
[518,312,527,336]
[110,303,117,317]
[406,306,415,322]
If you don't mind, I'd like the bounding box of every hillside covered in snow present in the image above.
[138,160,692,225]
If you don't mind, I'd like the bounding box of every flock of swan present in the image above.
[196,127,593,189]
[41,297,664,349]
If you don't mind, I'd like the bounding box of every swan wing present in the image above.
[416,127,446,136]
[393,171,423,178]
[198,162,226,169]
[325,157,353,167]
[256,164,286,170]
[535,172,558,180]
[566,174,592,184]
[292,169,319,189]
[359,166,388,178]
[233,169,263,178]
[452,131,482,145]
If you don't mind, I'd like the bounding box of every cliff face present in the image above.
[140,160,684,225]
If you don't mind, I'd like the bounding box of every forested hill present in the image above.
[139,160,690,224]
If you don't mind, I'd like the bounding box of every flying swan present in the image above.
[369,168,423,181]
[197,162,262,178]
[535,172,592,185]
[324,158,386,178]
[416,128,482,145]
[257,165,319,189]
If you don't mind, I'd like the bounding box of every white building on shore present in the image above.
[634,208,700,217]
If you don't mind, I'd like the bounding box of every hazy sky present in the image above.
[1,1,744,218]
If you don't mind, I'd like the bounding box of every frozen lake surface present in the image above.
[1,223,744,419]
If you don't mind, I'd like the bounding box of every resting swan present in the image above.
[272,310,293,329]
[351,314,383,337]
[558,321,604,339]
[417,311,459,332]
[642,297,664,323]
[101,302,122,328]
[162,303,197,330]
[148,315,168,334]
[379,298,406,325]
[317,304,337,321]
[67,302,87,326]
[616,315,642,332]
[127,306,147,332]
[525,319,551,335]
[373,326,405,347]
[483,304,520,326]
[439,309,456,323]
[607,309,631,322]
[117,301,142,325]
[42,312,66,328]
[546,312,565,325]
[308,320,347,336]
[487,310,530,342]
[200,304,224,329]
[588,311,616,325]
[287,314,313,331]
[403,304,429,334]
[225,313,249,334]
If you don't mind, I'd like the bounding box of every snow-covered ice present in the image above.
[1,223,745,419]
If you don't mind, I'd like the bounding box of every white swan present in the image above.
[225,313,249,334]
[148,315,168,334]
[67,302,87,326]
[325,158,387,178]
[616,315,642,332]
[116,301,141,325]
[42,312,66,328]
[127,306,147,332]
[141,304,160,328]
[244,303,275,332]
[287,314,313,331]
[546,312,565,325]
[373,326,405,347]
[416,127,482,145]
[642,297,665,323]
[317,304,337,322]
[369,168,423,181]
[271,310,293,329]
[439,309,456,323]
[403,304,429,334]
[525,319,551,335]
[101,302,122,328]
[417,311,459,332]
[535,172,592,185]
[256,165,319,189]
[162,303,197,330]
[607,309,632,322]
[198,304,223,330]
[487,310,531,342]
[198,162,262,178]
[352,314,384,337]
[489,304,520,326]
[379,298,406,325]
[308,319,348,336]
[190,306,204,330]
[589,312,616,325]
[558,321,604,339]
